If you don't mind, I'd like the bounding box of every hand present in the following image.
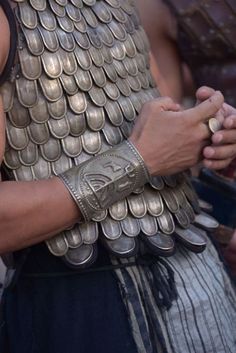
[129,92,224,176]
[197,86,236,170]
[223,230,236,276]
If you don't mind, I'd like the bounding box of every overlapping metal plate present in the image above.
[1,0,212,267]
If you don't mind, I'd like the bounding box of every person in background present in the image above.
[1,1,236,353]
[137,0,236,276]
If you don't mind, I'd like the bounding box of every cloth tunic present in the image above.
[164,0,236,180]
[1,240,236,353]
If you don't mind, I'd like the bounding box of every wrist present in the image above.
[129,136,160,176]
[58,141,150,222]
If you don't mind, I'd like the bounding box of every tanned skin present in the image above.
[136,0,236,274]
[0,7,81,253]
[137,0,236,171]
[136,0,185,102]
[0,4,225,255]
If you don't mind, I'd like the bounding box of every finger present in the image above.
[188,91,224,123]
[214,108,225,125]
[200,122,213,140]
[151,97,180,112]
[203,144,236,160]
[212,130,236,145]
[223,115,236,129]
[222,102,236,117]
[203,157,233,170]
[196,86,216,103]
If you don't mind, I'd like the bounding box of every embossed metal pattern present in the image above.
[1,0,211,266]
[59,140,150,222]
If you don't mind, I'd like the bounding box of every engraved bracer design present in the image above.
[0,0,217,267]
[59,140,150,222]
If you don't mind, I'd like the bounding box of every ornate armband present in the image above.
[58,141,150,222]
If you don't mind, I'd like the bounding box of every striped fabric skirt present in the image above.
[1,239,236,353]
[114,239,236,353]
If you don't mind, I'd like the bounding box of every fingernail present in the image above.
[213,134,223,143]
[205,147,215,157]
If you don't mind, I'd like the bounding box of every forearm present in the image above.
[0,140,149,253]
[0,177,80,253]
[0,91,224,254]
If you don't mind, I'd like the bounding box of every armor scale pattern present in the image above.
[1,0,208,267]
[165,0,236,106]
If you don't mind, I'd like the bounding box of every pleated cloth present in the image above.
[114,239,236,353]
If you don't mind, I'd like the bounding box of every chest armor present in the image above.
[0,0,212,267]
[165,0,236,105]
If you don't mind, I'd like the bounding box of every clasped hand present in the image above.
[197,87,236,171]
[129,89,224,176]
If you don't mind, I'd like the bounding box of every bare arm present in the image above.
[0,5,224,255]
[136,0,184,102]
[0,8,81,253]
[0,91,224,255]
[0,178,80,253]
[0,96,80,253]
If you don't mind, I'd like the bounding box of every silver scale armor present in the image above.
[0,0,216,267]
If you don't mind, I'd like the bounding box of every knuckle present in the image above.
[157,96,174,109]
[211,160,222,169]
[223,147,235,159]
[143,99,159,111]
[159,96,173,103]
[209,91,224,110]
[220,161,229,169]
[230,147,236,158]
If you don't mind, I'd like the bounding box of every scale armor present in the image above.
[0,0,215,268]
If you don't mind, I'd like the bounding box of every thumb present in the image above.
[196,86,216,103]
[187,91,224,123]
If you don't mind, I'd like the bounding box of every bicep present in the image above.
[149,52,171,97]
[137,0,184,102]
[151,36,184,102]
